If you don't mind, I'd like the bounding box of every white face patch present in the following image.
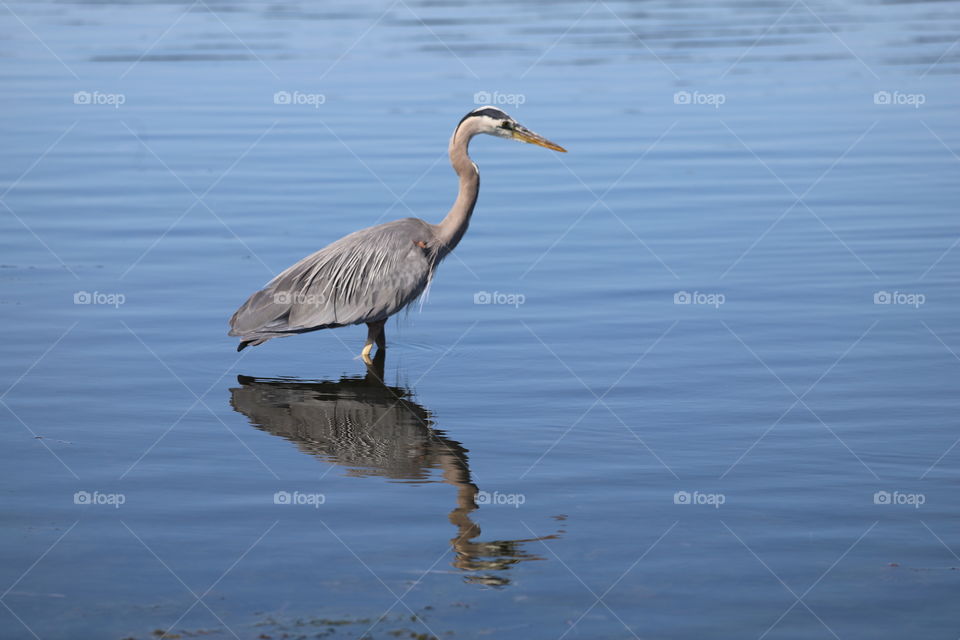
[485,116,514,138]
[453,107,518,142]
[456,106,515,137]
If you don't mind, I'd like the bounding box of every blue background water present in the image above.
[1,1,959,638]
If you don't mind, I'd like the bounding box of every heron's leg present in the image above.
[361,321,386,364]
[364,346,386,383]
[376,321,387,350]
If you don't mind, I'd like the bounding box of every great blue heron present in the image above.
[229,106,566,360]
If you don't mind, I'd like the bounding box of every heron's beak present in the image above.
[511,125,567,152]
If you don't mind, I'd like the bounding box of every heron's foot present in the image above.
[362,321,386,365]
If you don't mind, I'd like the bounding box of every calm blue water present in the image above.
[2,1,959,638]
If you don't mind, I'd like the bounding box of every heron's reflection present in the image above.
[229,352,559,586]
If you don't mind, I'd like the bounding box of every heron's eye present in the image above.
[500,121,513,130]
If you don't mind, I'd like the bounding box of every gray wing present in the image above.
[230,218,436,345]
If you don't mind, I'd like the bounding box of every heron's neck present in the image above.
[435,128,479,255]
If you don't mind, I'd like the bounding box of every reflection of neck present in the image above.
[434,437,558,576]
[434,438,482,549]
[435,126,479,255]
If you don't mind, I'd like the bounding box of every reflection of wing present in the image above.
[230,375,438,480]
[229,361,560,586]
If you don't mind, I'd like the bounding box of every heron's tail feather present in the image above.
[237,337,269,351]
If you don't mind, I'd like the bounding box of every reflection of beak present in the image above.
[511,125,567,152]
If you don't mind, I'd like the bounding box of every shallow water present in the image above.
[2,0,959,638]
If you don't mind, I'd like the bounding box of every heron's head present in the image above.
[455,106,566,152]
